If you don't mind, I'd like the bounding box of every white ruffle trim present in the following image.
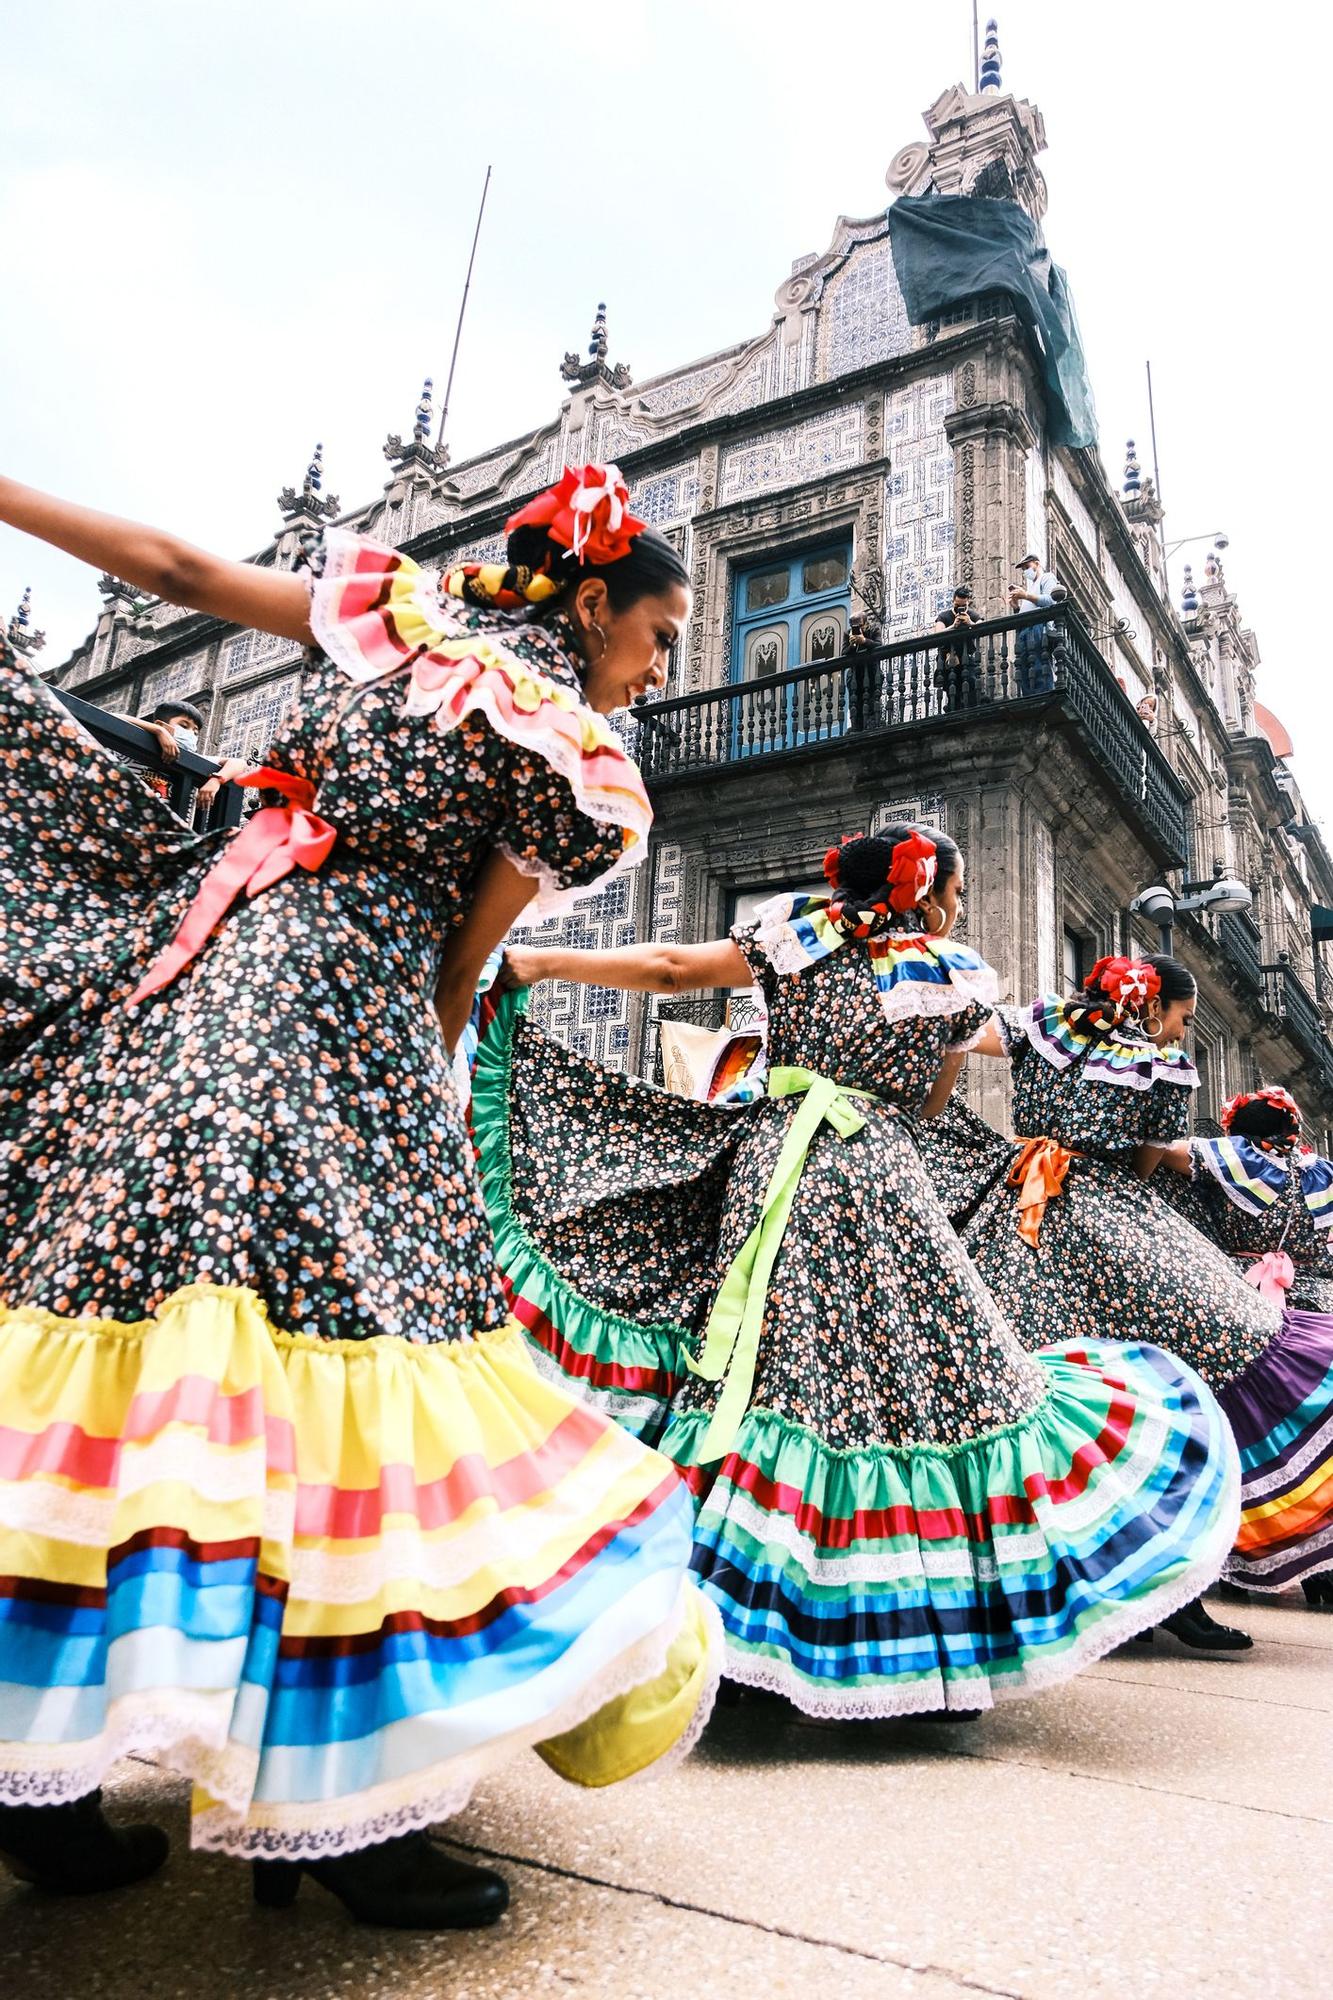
[497,839,645,924]
[751,903,999,1025]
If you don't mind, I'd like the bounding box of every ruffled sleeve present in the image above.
[728,922,778,1002]
[945,999,995,1051]
[307,529,653,916]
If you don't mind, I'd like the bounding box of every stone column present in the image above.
[944,343,1040,623]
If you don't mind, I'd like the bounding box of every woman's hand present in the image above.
[497,946,551,993]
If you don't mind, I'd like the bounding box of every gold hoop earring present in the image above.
[587,619,608,661]
[926,905,944,935]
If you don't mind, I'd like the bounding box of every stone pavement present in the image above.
[5,1590,1330,2000]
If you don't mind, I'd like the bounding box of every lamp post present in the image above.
[1164,531,1229,560]
[1130,876,1254,955]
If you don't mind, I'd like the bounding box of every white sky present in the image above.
[3,0,1325,822]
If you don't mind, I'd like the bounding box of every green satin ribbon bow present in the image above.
[683,1065,880,1464]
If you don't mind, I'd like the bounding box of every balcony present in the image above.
[53,690,243,830]
[638,606,1189,864]
[1262,958,1329,1065]
[1219,910,1265,993]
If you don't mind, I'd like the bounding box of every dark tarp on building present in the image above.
[887,193,1098,451]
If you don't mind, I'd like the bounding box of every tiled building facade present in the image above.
[43,59,1333,1137]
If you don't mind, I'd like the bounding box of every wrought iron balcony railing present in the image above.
[53,690,244,831]
[1218,909,1266,993]
[637,606,1189,864]
[1262,958,1329,1064]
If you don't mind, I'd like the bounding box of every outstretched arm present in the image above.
[433,852,539,1052]
[0,473,313,643]
[966,1016,1007,1058]
[502,936,752,996]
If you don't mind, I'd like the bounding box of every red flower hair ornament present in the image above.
[505,463,647,570]
[1084,955,1160,1019]
[1221,1086,1302,1138]
[886,830,938,914]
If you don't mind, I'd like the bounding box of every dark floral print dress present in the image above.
[0,530,718,1861]
[1182,1140,1333,1314]
[927,996,1332,1593]
[472,901,1240,1716]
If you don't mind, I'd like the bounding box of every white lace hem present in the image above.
[710,1431,1241,1720]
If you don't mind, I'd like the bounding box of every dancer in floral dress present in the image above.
[0,463,721,1923]
[471,826,1240,1716]
[1156,1088,1333,1603]
[933,955,1333,1635]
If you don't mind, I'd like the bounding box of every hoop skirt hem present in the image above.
[0,1283,717,1857]
[472,996,1242,1716]
[1217,1307,1333,1592]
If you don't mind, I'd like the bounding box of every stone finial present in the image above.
[6,585,46,656]
[1123,439,1142,500]
[278,441,340,522]
[384,376,449,472]
[979,18,1002,93]
[1204,544,1226,589]
[561,302,633,391]
[1181,564,1199,615]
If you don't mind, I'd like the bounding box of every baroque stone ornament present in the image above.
[384,376,450,473]
[561,302,633,391]
[278,442,340,523]
[885,141,931,195]
[6,586,45,657]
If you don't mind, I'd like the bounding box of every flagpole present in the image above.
[436,165,493,454]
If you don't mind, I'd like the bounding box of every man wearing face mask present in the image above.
[143,700,225,822]
[1009,553,1059,697]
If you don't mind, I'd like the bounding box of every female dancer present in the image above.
[471,826,1240,1716]
[1157,1087,1333,1603]
[945,956,1333,1635]
[0,463,720,1921]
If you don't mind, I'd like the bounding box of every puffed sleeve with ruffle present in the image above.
[305,528,653,917]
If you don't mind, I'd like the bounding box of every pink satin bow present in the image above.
[1243,1250,1294,1302]
[127,766,336,1006]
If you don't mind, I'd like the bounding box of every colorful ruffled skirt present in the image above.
[0,1285,718,1856]
[1214,1308,1333,1592]
[473,995,1241,1716]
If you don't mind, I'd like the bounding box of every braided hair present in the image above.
[822,823,960,937]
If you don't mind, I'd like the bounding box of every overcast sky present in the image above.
[3,1,1324,822]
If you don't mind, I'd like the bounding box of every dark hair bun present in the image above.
[503,519,690,615]
[1226,1096,1301,1147]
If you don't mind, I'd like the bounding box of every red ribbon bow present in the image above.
[505,463,646,568]
[886,830,938,914]
[126,767,336,1006]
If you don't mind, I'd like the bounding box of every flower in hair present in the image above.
[505,463,646,569]
[886,830,938,915]
[1085,955,1160,1016]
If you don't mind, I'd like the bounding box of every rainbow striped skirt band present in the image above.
[0,1285,719,1857]
[1217,1307,1333,1592]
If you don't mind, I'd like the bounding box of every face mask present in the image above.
[174,728,199,753]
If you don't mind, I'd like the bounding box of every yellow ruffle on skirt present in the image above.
[0,1284,717,1857]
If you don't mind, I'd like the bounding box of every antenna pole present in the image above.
[1146,358,1169,578]
[436,165,493,454]
[972,0,980,90]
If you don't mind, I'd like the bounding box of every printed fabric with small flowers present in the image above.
[955,1003,1280,1386]
[0,586,628,1342]
[504,925,1048,1449]
[1181,1146,1333,1314]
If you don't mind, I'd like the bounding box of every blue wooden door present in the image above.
[731,544,851,756]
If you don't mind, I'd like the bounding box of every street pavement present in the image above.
[5,1588,1330,2000]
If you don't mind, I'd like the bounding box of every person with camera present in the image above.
[1009,553,1059,696]
[931,583,982,711]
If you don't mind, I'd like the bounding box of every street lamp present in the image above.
[1130,876,1253,954]
[1164,531,1229,560]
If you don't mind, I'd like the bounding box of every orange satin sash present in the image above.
[1007,1135,1083,1247]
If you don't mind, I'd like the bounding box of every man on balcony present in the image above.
[932,585,981,711]
[1010,553,1059,697]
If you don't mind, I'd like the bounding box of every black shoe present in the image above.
[1301,1572,1333,1608]
[1215,1581,1253,1605]
[253,1833,509,1930]
[1160,1599,1254,1653]
[0,1790,169,1894]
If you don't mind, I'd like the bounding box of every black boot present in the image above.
[1301,1571,1333,1608]
[1216,1580,1252,1605]
[252,1832,509,1930]
[0,1790,169,1894]
[1160,1598,1254,1653]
